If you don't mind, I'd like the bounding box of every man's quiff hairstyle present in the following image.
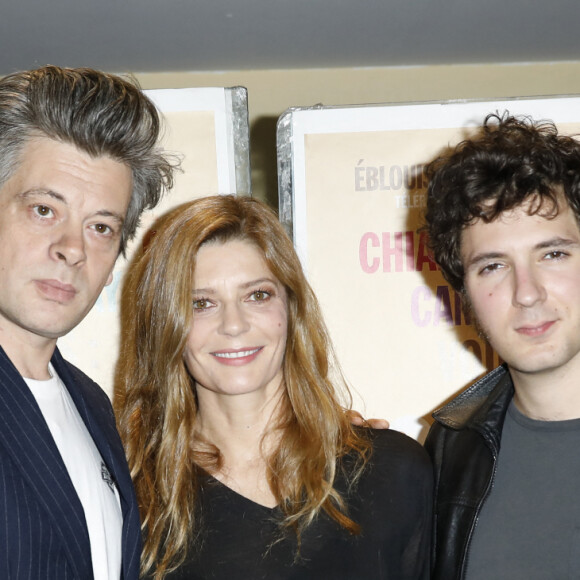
[424,113,580,292]
[0,65,176,253]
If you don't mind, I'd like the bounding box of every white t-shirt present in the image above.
[26,364,123,580]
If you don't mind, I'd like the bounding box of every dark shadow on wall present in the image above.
[404,144,503,432]
[250,116,279,210]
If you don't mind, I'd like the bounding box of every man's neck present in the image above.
[0,331,56,380]
[510,364,580,421]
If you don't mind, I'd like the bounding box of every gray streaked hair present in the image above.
[0,65,177,253]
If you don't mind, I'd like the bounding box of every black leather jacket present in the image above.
[424,364,514,580]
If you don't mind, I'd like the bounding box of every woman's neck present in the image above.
[195,383,285,507]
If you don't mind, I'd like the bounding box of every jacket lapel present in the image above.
[51,349,129,498]
[0,347,93,578]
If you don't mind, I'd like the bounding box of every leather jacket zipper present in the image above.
[458,435,499,579]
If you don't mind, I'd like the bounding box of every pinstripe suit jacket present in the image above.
[0,346,141,579]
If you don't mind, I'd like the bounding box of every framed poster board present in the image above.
[60,86,250,396]
[277,96,580,439]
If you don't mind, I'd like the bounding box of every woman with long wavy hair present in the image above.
[114,195,432,579]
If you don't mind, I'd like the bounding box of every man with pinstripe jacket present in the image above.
[0,66,175,579]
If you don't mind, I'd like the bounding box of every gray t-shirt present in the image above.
[466,400,580,579]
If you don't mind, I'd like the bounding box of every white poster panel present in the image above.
[59,87,250,397]
[278,96,580,440]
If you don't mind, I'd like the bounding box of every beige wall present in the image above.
[135,61,580,204]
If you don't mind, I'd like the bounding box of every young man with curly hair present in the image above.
[424,113,580,579]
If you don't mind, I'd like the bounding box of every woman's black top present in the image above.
[164,429,432,579]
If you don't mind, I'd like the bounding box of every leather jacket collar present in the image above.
[433,363,514,454]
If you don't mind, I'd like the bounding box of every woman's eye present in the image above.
[250,290,270,301]
[193,298,211,310]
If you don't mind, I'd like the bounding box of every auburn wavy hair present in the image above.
[114,195,371,578]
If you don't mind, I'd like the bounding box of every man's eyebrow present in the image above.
[19,188,124,225]
[94,209,124,225]
[19,188,66,203]
[534,236,580,250]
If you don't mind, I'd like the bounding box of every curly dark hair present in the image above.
[424,112,580,292]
